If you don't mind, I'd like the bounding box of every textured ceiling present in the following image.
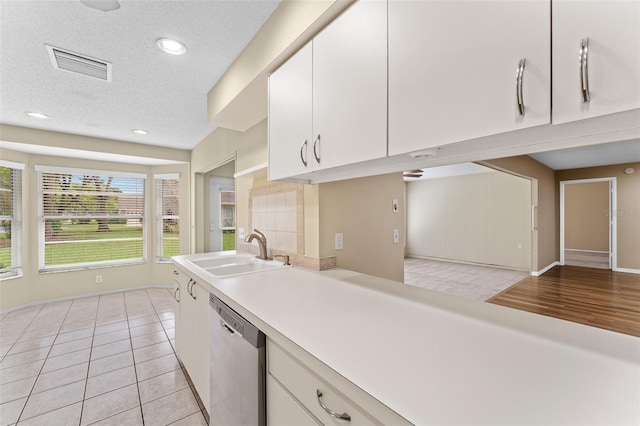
[0,0,279,150]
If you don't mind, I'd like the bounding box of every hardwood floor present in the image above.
[488,266,640,337]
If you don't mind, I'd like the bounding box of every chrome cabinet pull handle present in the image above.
[580,37,590,103]
[316,390,351,421]
[300,140,308,167]
[516,58,526,116]
[190,280,196,300]
[313,134,321,164]
[174,287,180,303]
[186,279,192,296]
[173,270,179,276]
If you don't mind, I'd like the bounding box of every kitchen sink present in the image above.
[187,252,289,278]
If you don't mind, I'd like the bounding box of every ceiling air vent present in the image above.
[46,45,112,81]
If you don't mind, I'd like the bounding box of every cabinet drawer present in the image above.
[268,342,381,425]
[267,373,319,426]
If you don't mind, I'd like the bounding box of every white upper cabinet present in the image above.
[388,0,551,156]
[268,0,387,181]
[268,43,313,181]
[312,0,387,169]
[552,0,640,124]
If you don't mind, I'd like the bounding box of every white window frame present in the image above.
[0,160,23,279]
[155,173,180,262]
[36,165,146,271]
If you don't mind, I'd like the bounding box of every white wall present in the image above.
[406,171,531,271]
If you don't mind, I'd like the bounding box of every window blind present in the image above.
[38,168,145,270]
[0,165,22,277]
[156,176,180,261]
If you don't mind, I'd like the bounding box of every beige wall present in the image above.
[318,173,405,282]
[406,172,532,270]
[558,163,640,271]
[0,131,190,311]
[564,182,610,251]
[483,156,557,272]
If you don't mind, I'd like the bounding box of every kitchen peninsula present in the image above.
[173,253,640,425]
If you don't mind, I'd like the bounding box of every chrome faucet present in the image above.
[244,229,270,260]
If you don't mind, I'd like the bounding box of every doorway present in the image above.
[209,177,235,252]
[560,178,616,270]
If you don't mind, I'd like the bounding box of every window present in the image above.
[37,166,145,271]
[155,174,180,261]
[0,161,23,278]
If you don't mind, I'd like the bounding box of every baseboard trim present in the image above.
[405,255,529,273]
[0,285,172,316]
[613,267,640,275]
[531,261,559,277]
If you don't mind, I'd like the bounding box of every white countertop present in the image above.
[174,254,640,425]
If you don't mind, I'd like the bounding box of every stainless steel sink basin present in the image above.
[187,252,289,278]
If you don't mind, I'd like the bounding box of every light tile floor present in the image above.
[0,288,207,426]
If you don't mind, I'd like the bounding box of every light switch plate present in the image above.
[392,199,399,213]
[238,228,245,239]
[335,233,344,250]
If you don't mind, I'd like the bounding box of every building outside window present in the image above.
[155,174,180,261]
[37,166,145,271]
[0,161,23,278]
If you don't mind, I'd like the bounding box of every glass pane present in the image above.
[162,218,180,258]
[44,219,143,266]
[0,220,11,273]
[222,230,236,251]
[220,191,235,228]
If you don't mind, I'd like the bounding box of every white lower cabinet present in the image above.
[173,267,210,416]
[267,339,410,426]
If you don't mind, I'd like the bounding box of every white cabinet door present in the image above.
[174,272,211,416]
[312,0,387,169]
[552,0,640,124]
[268,42,313,181]
[173,269,190,359]
[388,0,551,156]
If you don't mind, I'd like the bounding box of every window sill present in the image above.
[39,260,147,274]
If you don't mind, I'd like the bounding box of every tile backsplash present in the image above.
[249,183,304,254]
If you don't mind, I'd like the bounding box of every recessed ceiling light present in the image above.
[26,112,48,119]
[133,129,148,135]
[156,38,186,55]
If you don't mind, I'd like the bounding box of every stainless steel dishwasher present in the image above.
[209,294,266,426]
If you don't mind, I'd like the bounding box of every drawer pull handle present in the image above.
[316,390,351,422]
[173,270,179,275]
[174,287,180,303]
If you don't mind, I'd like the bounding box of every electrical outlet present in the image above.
[335,233,343,250]
[393,229,400,244]
[392,199,399,213]
[517,243,523,250]
[238,228,245,239]
[96,275,102,284]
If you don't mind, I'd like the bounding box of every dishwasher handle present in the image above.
[220,319,236,335]
[210,294,265,349]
